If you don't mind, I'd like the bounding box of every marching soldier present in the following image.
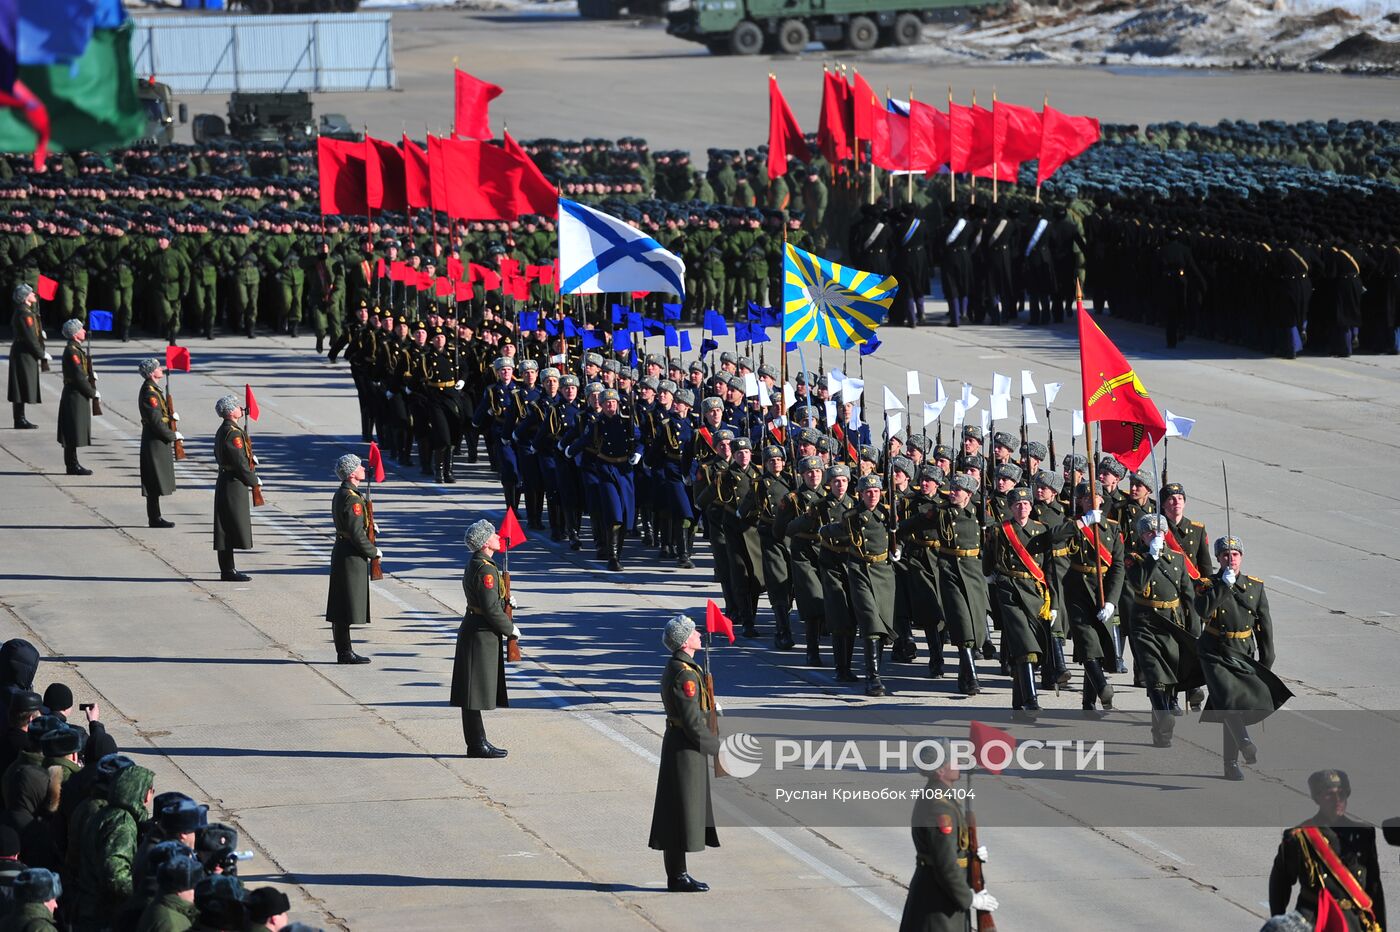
[212,394,259,583]
[898,464,949,680]
[475,357,523,512]
[741,445,794,650]
[719,438,763,638]
[56,319,97,476]
[328,301,379,443]
[8,284,46,430]
[821,474,896,697]
[653,387,697,568]
[136,358,182,528]
[1061,483,1125,719]
[780,455,829,667]
[1126,514,1203,747]
[647,614,720,893]
[145,231,190,345]
[451,519,517,758]
[1269,770,1386,931]
[325,454,376,665]
[567,388,641,571]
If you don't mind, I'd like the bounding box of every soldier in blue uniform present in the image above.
[474,357,524,513]
[567,388,641,571]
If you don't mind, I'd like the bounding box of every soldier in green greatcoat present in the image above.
[647,614,719,893]
[212,393,259,582]
[451,519,515,759]
[823,473,897,696]
[8,284,46,428]
[136,358,180,529]
[55,319,96,476]
[325,454,376,666]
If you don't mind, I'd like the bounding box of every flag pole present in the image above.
[947,86,956,204]
[969,89,977,206]
[1077,284,1106,609]
[991,88,998,205]
[906,85,915,204]
[1036,93,1048,204]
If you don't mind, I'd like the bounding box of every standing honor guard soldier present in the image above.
[56,319,97,476]
[212,394,259,582]
[8,284,47,429]
[898,740,999,932]
[648,614,720,893]
[451,519,517,759]
[325,454,376,666]
[136,358,182,528]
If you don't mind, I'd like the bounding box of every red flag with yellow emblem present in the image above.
[1078,301,1164,471]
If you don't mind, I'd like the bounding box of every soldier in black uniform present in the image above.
[328,301,379,443]
[647,614,719,894]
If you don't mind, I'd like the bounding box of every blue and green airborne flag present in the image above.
[782,243,897,350]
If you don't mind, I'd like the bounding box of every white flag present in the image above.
[1072,409,1085,438]
[1021,369,1038,397]
[964,391,980,412]
[906,371,921,396]
[743,373,760,398]
[990,394,1009,421]
[1044,381,1063,406]
[1022,396,1038,426]
[828,368,846,394]
[757,381,771,407]
[1164,409,1196,439]
[883,385,904,411]
[992,372,1012,399]
[782,382,796,409]
[953,400,967,428]
[824,400,837,426]
[887,412,903,437]
[843,378,865,403]
[934,378,947,404]
[980,410,991,435]
[923,401,946,428]
[960,382,973,406]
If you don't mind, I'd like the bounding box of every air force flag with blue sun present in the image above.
[782,243,897,350]
[558,198,686,300]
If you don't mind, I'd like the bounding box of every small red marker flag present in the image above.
[968,721,1017,775]
[244,384,260,421]
[366,442,386,483]
[36,275,58,301]
[498,508,526,551]
[164,345,191,372]
[705,599,735,645]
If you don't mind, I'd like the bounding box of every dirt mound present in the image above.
[1313,30,1400,64]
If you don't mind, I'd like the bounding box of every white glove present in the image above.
[454,379,465,390]
[1049,609,1058,624]
[174,431,185,441]
[171,412,179,422]
[252,455,260,466]
[976,845,988,863]
[510,624,521,639]
[1221,568,1237,586]
[984,574,996,584]
[507,594,518,609]
[43,352,52,362]
[1078,509,1102,527]
[255,478,263,487]
[970,890,999,912]
[629,451,642,465]
[384,390,394,400]
[1096,604,1115,623]
[374,548,383,559]
[94,391,101,399]
[1148,534,1164,559]
[404,387,412,396]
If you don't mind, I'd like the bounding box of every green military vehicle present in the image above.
[135,79,188,146]
[191,92,361,145]
[667,0,997,55]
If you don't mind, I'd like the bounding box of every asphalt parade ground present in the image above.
[4,306,1399,929]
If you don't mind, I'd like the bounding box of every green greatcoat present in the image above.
[825,501,896,642]
[1195,572,1291,717]
[647,650,720,854]
[135,892,199,932]
[778,484,826,631]
[983,516,1075,662]
[1124,550,1204,691]
[7,307,44,404]
[1061,520,1125,663]
[743,470,792,616]
[56,339,95,448]
[138,378,177,497]
[0,901,60,932]
[898,785,975,932]
[326,481,375,628]
[927,502,990,648]
[450,551,511,711]
[897,490,946,638]
[212,420,256,552]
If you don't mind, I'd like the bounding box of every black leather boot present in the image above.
[773,610,794,650]
[863,638,887,697]
[608,524,623,572]
[957,647,980,696]
[804,621,822,667]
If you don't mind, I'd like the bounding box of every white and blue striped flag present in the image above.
[557,198,686,300]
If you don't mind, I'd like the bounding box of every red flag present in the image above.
[500,257,521,280]
[817,70,852,168]
[705,599,735,645]
[968,721,1017,775]
[36,274,58,301]
[453,69,503,141]
[429,136,522,221]
[402,134,432,210]
[426,133,448,214]
[498,507,526,551]
[874,104,906,171]
[164,346,191,372]
[389,260,410,283]
[434,277,452,297]
[364,137,407,212]
[880,101,937,174]
[852,71,881,144]
[532,264,555,286]
[631,291,650,299]
[376,257,387,279]
[244,384,260,421]
[446,257,465,283]
[910,99,946,171]
[503,130,559,215]
[455,281,475,301]
[470,263,501,291]
[0,81,51,171]
[992,100,1042,182]
[948,101,974,173]
[1314,889,1348,932]
[767,75,811,181]
[316,137,369,216]
[966,104,995,179]
[1078,301,1164,471]
[1037,105,1100,186]
[416,271,434,292]
[366,441,386,483]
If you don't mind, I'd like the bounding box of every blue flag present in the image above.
[700,338,719,355]
[702,309,728,336]
[643,317,665,337]
[664,325,679,348]
[761,307,783,329]
[87,309,113,331]
[734,322,750,342]
[662,302,682,321]
[782,243,896,349]
[611,303,627,324]
[519,310,539,333]
[563,318,580,338]
[612,329,631,352]
[628,348,638,369]
[679,331,693,352]
[749,325,770,344]
[785,341,797,352]
[543,318,558,336]
[626,312,644,335]
[18,0,98,67]
[859,335,882,357]
[746,301,768,322]
[582,329,605,350]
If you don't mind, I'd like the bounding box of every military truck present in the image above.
[666,0,997,55]
[135,79,188,147]
[578,0,664,19]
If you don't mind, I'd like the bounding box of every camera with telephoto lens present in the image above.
[195,823,252,875]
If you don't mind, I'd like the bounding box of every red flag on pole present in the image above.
[817,69,852,168]
[498,508,526,551]
[705,599,735,645]
[244,384,260,422]
[968,721,1017,775]
[428,136,522,221]
[36,274,57,301]
[366,441,386,483]
[453,69,504,141]
[767,75,811,181]
[316,137,369,216]
[164,346,191,372]
[503,130,559,215]
[1078,301,1165,471]
[402,134,432,210]
[966,104,995,178]
[455,281,475,301]
[1037,105,1101,186]
[992,100,1043,178]
[948,101,974,173]
[364,136,408,212]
